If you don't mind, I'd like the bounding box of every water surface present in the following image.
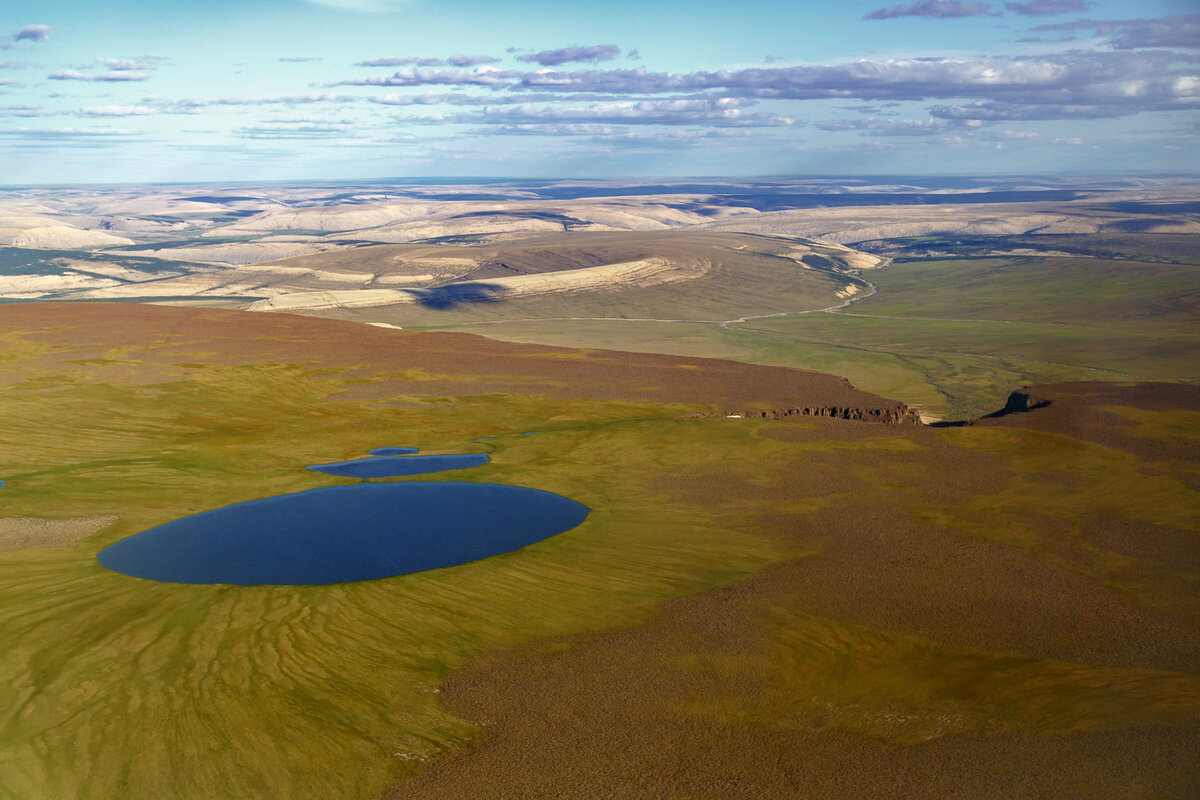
[368,447,419,456]
[307,453,488,478]
[97,482,589,585]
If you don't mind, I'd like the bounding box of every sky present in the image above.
[0,0,1196,183]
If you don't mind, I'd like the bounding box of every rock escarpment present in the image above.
[685,404,922,425]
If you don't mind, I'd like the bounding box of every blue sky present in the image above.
[0,0,1196,183]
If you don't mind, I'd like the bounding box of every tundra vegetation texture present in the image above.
[0,303,1197,800]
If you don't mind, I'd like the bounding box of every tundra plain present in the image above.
[3,175,1197,418]
[0,177,1197,799]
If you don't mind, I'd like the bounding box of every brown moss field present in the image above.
[0,303,1196,799]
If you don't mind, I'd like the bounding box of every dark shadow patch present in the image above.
[407,282,509,309]
[1104,218,1188,233]
[983,390,1052,419]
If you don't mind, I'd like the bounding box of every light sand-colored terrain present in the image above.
[244,257,704,312]
[0,516,119,551]
[1,177,1195,310]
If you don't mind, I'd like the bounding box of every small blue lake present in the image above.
[97,481,589,586]
[307,452,488,479]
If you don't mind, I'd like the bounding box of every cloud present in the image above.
[337,66,517,87]
[141,92,363,114]
[320,49,1199,129]
[48,69,151,82]
[303,0,410,11]
[516,45,620,66]
[1031,14,1200,49]
[279,56,322,63]
[815,117,968,135]
[77,105,156,117]
[13,25,51,42]
[357,58,416,67]
[0,104,56,117]
[483,125,754,149]
[234,119,358,139]
[0,126,138,144]
[466,98,794,128]
[516,52,1200,118]
[1004,0,1092,16]
[372,91,560,106]
[932,101,1135,120]
[448,55,500,67]
[92,57,162,71]
[864,1,990,20]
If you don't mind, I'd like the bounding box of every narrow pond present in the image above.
[307,452,489,479]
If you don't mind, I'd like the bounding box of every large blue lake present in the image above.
[97,481,589,586]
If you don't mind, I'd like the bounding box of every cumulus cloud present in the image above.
[320,48,1199,129]
[13,25,50,42]
[518,52,1200,119]
[1032,14,1200,49]
[447,55,500,66]
[1004,0,1093,16]
[516,45,620,66]
[864,1,990,20]
[1,24,50,49]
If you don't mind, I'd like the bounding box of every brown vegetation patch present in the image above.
[0,303,913,418]
[391,388,1200,799]
[1085,517,1200,574]
[984,382,1200,459]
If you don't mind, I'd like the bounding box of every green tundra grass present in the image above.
[436,246,1199,420]
[0,310,1197,799]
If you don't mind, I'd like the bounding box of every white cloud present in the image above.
[302,0,410,11]
[77,105,156,117]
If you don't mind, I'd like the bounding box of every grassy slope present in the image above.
[0,313,1197,799]
[0,328,799,799]
[432,247,1199,419]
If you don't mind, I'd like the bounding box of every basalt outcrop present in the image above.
[685,405,922,425]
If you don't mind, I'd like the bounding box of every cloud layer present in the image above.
[516,45,620,66]
[865,1,990,20]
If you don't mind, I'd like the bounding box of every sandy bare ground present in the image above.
[0,516,119,551]
[243,257,706,313]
